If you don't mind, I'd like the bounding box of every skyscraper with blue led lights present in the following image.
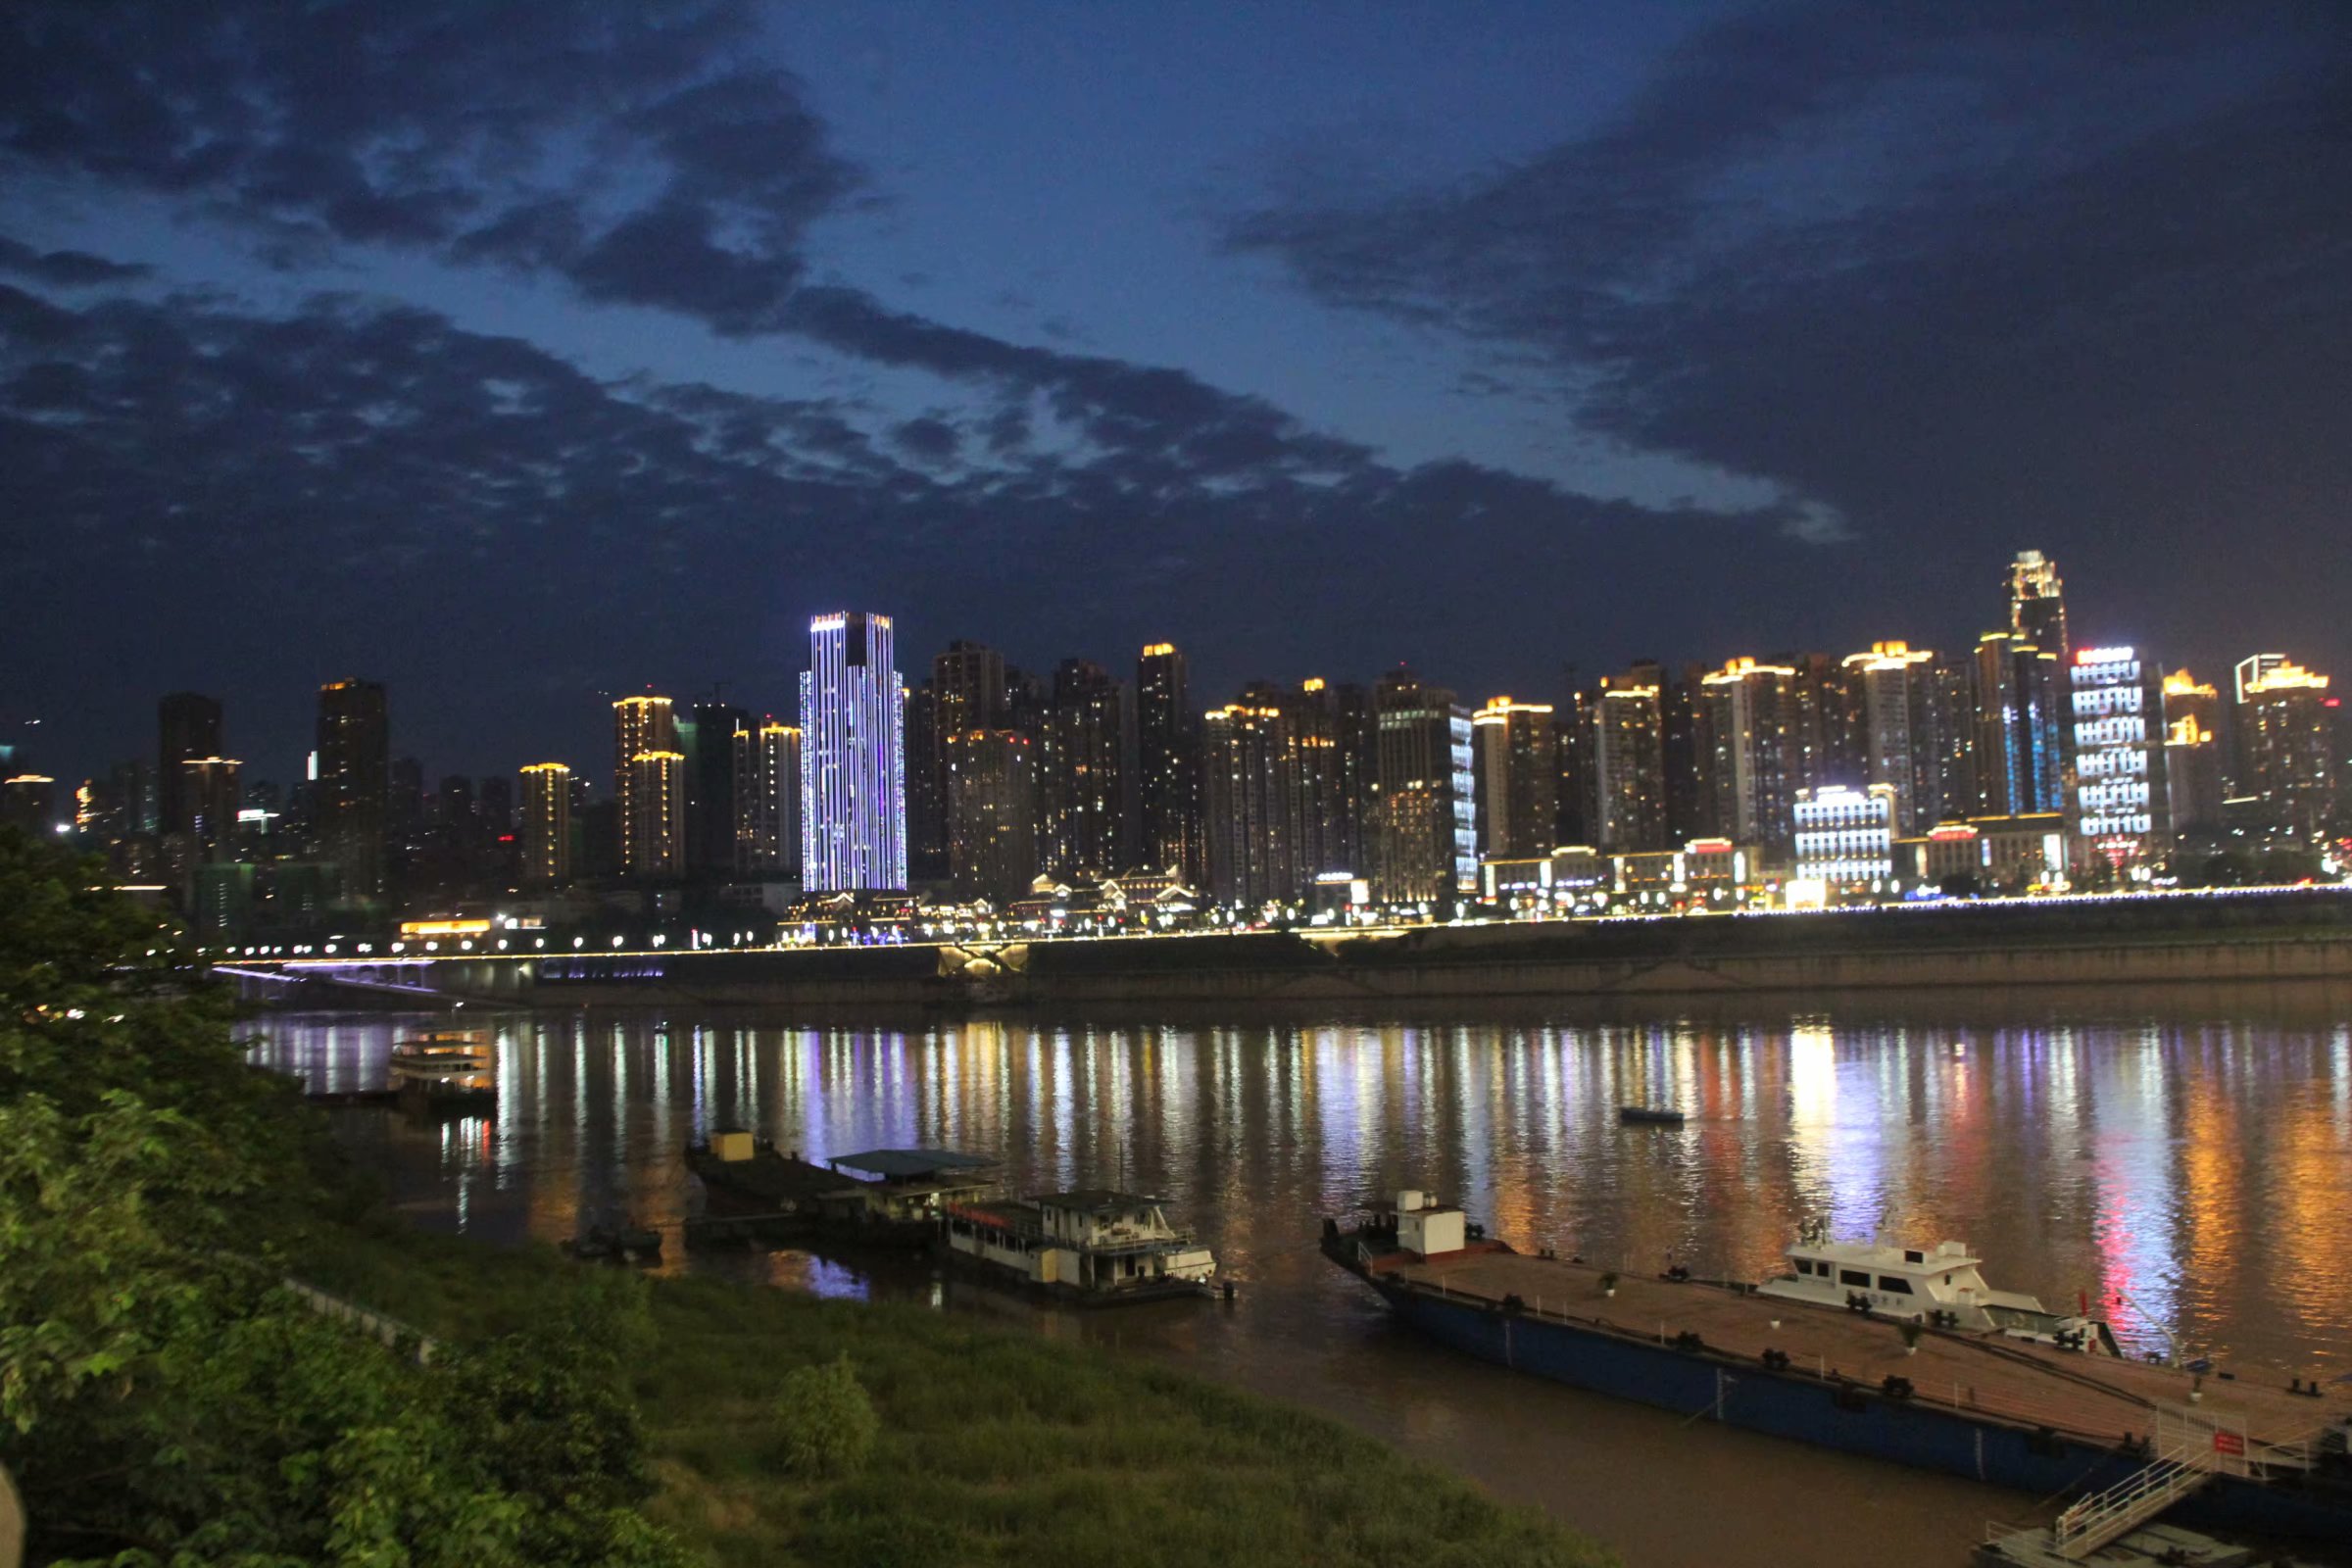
[800,612,907,891]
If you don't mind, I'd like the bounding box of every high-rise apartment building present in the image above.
[157,692,222,839]
[2161,671,2224,835]
[2236,660,2338,841]
[518,762,571,887]
[1972,633,2065,817]
[2008,550,2069,662]
[612,695,677,878]
[1931,653,1980,826]
[1136,643,1202,883]
[1040,659,1128,882]
[626,750,686,878]
[1840,641,1939,833]
[945,728,1038,903]
[681,701,751,879]
[2069,646,2167,868]
[2230,654,2290,795]
[316,679,388,903]
[1592,669,1667,852]
[1784,652,1858,798]
[1291,677,1369,878]
[179,758,242,857]
[741,720,801,874]
[1471,696,1557,861]
[935,640,1007,733]
[801,612,907,891]
[903,679,949,883]
[1369,667,1474,905]
[1697,658,1797,851]
[3,774,56,835]
[1203,696,1301,906]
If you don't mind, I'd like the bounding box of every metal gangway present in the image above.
[2045,1406,2250,1560]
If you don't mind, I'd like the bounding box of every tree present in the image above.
[0,830,685,1565]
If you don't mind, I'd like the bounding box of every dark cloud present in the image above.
[0,235,151,286]
[1227,3,2352,666]
[0,276,1829,775]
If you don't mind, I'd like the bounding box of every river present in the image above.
[251,987,2352,1567]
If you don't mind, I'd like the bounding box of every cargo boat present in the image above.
[1326,1193,2352,1545]
[941,1189,1218,1304]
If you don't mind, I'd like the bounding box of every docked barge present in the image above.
[1327,1193,2352,1546]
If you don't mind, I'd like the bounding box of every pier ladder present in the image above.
[2046,1408,2239,1560]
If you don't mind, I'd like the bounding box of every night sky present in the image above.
[4,3,2347,790]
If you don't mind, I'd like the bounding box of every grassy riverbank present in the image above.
[297,1218,1613,1567]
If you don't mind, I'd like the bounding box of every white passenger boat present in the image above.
[385,1029,496,1105]
[1755,1219,2117,1351]
[941,1189,1219,1304]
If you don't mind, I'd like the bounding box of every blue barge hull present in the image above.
[1358,1265,2352,1543]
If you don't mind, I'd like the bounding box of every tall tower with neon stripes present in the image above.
[800,612,907,891]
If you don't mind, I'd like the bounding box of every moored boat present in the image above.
[684,1133,998,1250]
[1756,1217,2120,1352]
[1325,1192,2352,1544]
[1618,1104,1686,1126]
[385,1029,495,1107]
[942,1189,1218,1303]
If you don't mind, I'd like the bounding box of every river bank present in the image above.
[292,1216,1614,1568]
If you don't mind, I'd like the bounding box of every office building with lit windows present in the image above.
[1698,658,1797,852]
[1973,632,2065,817]
[945,728,1037,904]
[1592,672,1667,853]
[519,762,571,887]
[800,612,908,891]
[1471,696,1557,861]
[1203,696,1301,906]
[2068,646,2167,869]
[1840,641,1939,832]
[1136,643,1202,883]
[316,679,388,902]
[1792,782,1896,889]
[2161,670,2225,834]
[612,695,677,878]
[2008,550,2069,662]
[1369,667,1475,905]
[2235,660,2338,841]
[1040,659,1128,881]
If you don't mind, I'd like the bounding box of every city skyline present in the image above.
[4,5,2349,783]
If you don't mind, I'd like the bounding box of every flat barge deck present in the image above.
[1329,1209,2352,1543]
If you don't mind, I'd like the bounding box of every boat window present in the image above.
[1838,1269,1870,1288]
[1793,1259,1813,1276]
[1877,1277,1915,1295]
[1904,1250,1925,1264]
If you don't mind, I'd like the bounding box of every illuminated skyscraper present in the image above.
[1592,671,1666,852]
[2236,660,2338,841]
[1369,667,1474,904]
[1290,677,1368,878]
[179,758,242,857]
[903,679,948,882]
[945,728,1037,903]
[316,679,388,902]
[800,612,907,891]
[2230,654,2289,794]
[1972,633,2065,817]
[626,750,686,878]
[1697,658,1797,850]
[519,762,571,887]
[612,695,676,878]
[2008,550,2069,662]
[2069,646,2167,868]
[1136,643,1202,882]
[2161,671,2224,834]
[1471,696,1556,861]
[1040,659,1128,881]
[1839,641,1939,833]
[1203,696,1300,906]
[157,691,222,839]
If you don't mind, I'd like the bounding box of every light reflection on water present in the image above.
[254,998,2352,1566]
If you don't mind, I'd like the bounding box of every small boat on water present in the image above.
[385,1030,495,1107]
[1756,1218,2119,1352]
[1618,1104,1685,1126]
[1326,1191,2352,1546]
[941,1189,1219,1304]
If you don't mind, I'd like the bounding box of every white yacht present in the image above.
[1755,1220,2116,1351]
[386,1029,496,1105]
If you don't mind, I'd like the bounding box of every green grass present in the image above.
[294,1219,1615,1568]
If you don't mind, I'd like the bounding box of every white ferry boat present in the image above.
[1755,1219,2118,1351]
[941,1189,1218,1304]
[385,1029,496,1106]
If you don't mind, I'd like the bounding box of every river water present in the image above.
[252,987,2352,1567]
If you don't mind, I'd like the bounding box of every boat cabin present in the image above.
[1394,1190,1466,1259]
[941,1190,1216,1298]
[1756,1224,2100,1347]
[817,1148,999,1229]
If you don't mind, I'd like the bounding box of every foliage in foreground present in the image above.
[0,828,682,1565]
[307,1228,1619,1568]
